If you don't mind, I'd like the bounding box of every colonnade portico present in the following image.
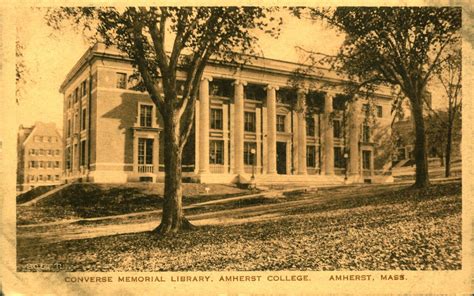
[196,76,346,180]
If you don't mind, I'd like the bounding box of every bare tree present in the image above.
[432,47,462,177]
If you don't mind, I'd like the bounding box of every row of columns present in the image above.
[198,77,360,176]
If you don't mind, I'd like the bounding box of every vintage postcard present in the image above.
[1,1,473,295]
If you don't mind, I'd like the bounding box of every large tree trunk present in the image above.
[411,96,430,188]
[154,112,194,235]
[445,118,453,178]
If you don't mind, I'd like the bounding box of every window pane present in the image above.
[140,105,153,127]
[306,117,315,136]
[210,79,233,97]
[210,109,223,130]
[362,125,370,142]
[244,142,257,165]
[276,115,285,132]
[209,140,224,164]
[363,150,371,170]
[334,147,345,168]
[116,73,127,89]
[145,139,154,164]
[138,139,145,164]
[376,105,383,118]
[244,112,256,132]
[333,120,342,138]
[245,84,265,101]
[306,145,316,167]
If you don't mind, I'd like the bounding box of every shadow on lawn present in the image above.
[284,181,461,217]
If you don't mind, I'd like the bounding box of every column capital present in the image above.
[324,90,339,98]
[233,80,247,87]
[265,84,279,91]
[201,76,213,82]
[297,87,308,95]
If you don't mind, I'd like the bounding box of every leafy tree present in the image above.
[292,7,461,188]
[45,7,280,234]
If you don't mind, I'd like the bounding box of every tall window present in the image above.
[80,140,86,166]
[68,94,72,108]
[362,104,370,117]
[362,124,371,142]
[140,105,153,127]
[333,120,342,139]
[81,108,87,130]
[138,138,154,165]
[209,140,224,164]
[116,73,127,89]
[376,105,383,118]
[307,145,317,168]
[81,80,87,97]
[210,109,223,130]
[363,150,371,170]
[244,142,257,165]
[334,147,345,169]
[73,144,78,169]
[74,87,79,103]
[67,119,71,137]
[306,116,315,136]
[74,113,79,132]
[66,147,71,170]
[276,115,285,132]
[244,112,256,132]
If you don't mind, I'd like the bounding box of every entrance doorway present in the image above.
[276,142,287,174]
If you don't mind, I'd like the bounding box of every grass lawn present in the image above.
[17,183,252,225]
[17,181,461,271]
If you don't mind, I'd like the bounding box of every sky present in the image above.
[15,7,460,130]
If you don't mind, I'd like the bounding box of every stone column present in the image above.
[349,99,360,177]
[297,89,307,175]
[199,76,212,173]
[233,80,246,174]
[266,85,278,174]
[324,93,334,175]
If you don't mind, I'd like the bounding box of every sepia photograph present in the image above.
[1,2,473,295]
